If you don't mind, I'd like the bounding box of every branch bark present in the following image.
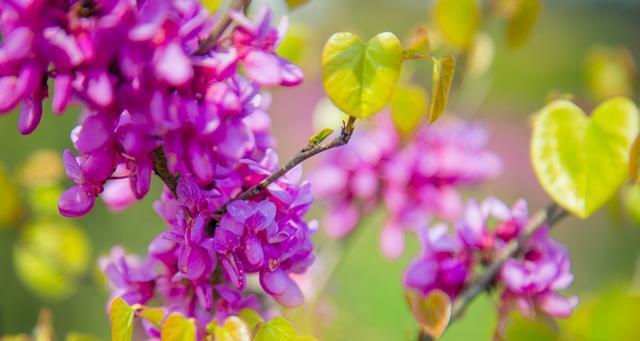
[152,147,179,196]
[418,203,568,341]
[216,116,357,213]
[194,0,252,56]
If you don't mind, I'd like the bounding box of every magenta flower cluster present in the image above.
[1,0,314,331]
[404,198,577,320]
[312,114,502,258]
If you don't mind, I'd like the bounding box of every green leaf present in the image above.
[238,308,264,332]
[161,313,196,341]
[0,161,21,227]
[307,128,334,149]
[403,27,430,60]
[254,317,297,341]
[391,83,428,137]
[405,289,452,340]
[428,55,456,123]
[506,0,542,49]
[202,0,221,12]
[211,316,251,341]
[14,220,90,300]
[434,0,480,49]
[109,298,136,341]
[322,32,404,118]
[531,97,640,218]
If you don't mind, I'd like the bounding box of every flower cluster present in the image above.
[312,114,501,258]
[403,198,577,321]
[1,0,314,333]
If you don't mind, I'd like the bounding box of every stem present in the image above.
[152,147,180,196]
[216,116,357,213]
[194,0,252,55]
[417,203,568,341]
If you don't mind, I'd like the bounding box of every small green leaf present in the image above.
[403,27,430,60]
[434,0,480,49]
[161,313,196,341]
[322,32,404,118]
[506,0,542,49]
[531,97,640,218]
[307,128,334,150]
[254,318,297,341]
[428,55,456,123]
[137,307,164,328]
[391,83,428,137]
[109,298,136,341]
[405,289,452,340]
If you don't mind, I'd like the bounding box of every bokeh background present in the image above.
[1,0,640,340]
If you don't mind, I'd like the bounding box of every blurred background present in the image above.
[1,0,640,340]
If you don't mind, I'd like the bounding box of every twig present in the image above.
[194,0,252,55]
[152,147,180,196]
[216,116,357,213]
[418,203,568,341]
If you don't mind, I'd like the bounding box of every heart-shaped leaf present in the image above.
[254,317,297,341]
[434,0,479,48]
[429,55,456,123]
[506,0,542,49]
[161,313,196,341]
[391,83,428,137]
[531,97,639,218]
[109,298,136,341]
[137,307,164,328]
[211,316,251,341]
[405,289,452,340]
[322,32,403,118]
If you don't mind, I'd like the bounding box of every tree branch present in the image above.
[216,116,357,214]
[194,0,252,56]
[418,203,568,341]
[152,147,180,196]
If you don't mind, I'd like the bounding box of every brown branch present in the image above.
[194,0,252,56]
[418,203,568,341]
[216,116,357,214]
[152,147,180,196]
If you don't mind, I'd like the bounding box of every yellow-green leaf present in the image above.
[428,55,456,123]
[391,83,428,137]
[434,0,480,49]
[286,0,309,10]
[307,128,334,149]
[531,97,640,218]
[0,162,21,227]
[506,0,542,49]
[109,298,136,341]
[212,316,251,341]
[253,317,297,341]
[202,0,221,13]
[65,333,104,341]
[585,46,635,101]
[14,221,90,300]
[403,27,430,60]
[161,313,196,341]
[630,135,640,184]
[137,307,164,328]
[238,308,264,332]
[322,32,404,118]
[405,289,452,340]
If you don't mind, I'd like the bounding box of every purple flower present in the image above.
[99,246,156,306]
